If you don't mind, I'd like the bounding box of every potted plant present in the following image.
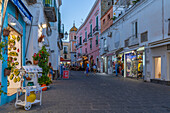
[32,53,39,65]
[37,46,50,75]
[112,16,117,21]
[3,28,10,36]
[4,57,14,76]
[38,75,52,91]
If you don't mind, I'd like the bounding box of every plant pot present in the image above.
[41,84,47,91]
[3,29,10,36]
[4,69,11,76]
[33,60,38,65]
[26,76,32,81]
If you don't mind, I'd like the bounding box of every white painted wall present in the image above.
[100,0,170,81]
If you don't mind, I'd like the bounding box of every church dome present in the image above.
[70,22,77,32]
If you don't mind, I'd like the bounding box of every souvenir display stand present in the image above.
[15,66,47,111]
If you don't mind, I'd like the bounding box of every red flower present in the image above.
[34,53,36,57]
[0,82,1,86]
[42,51,44,54]
[39,53,41,58]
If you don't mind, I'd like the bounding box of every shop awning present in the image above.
[105,50,116,57]
[60,57,65,61]
[11,0,32,21]
[115,47,124,55]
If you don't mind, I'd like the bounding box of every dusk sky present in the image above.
[61,0,96,35]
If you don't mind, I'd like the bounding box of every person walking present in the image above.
[48,62,54,80]
[93,64,97,75]
[86,63,89,76]
[115,61,119,77]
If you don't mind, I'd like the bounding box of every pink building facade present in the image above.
[76,0,101,70]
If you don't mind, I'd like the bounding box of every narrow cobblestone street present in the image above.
[0,71,170,113]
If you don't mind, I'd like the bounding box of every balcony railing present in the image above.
[93,26,99,34]
[83,38,87,44]
[128,34,139,46]
[88,32,92,39]
[43,0,57,22]
[113,0,143,23]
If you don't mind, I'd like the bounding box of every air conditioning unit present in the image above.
[26,0,37,5]
[107,32,112,37]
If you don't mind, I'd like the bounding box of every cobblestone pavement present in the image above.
[0,71,170,113]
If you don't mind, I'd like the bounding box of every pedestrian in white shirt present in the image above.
[93,64,97,75]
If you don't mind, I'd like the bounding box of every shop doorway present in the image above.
[7,27,22,96]
[154,57,161,79]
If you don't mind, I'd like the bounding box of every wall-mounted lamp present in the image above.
[39,22,47,29]
[64,32,68,40]
[41,23,47,28]
[10,22,16,26]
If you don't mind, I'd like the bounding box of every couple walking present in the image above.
[85,63,97,76]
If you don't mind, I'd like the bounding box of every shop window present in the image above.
[154,57,161,79]
[7,27,22,96]
[126,52,138,77]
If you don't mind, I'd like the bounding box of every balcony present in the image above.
[93,26,99,35]
[79,42,83,48]
[128,34,139,47]
[26,0,37,5]
[83,38,87,45]
[75,44,79,49]
[43,0,57,22]
[100,47,108,55]
[88,32,92,40]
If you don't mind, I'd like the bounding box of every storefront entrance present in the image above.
[7,27,22,96]
[154,57,161,79]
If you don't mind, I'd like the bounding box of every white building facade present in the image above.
[100,0,170,84]
[24,0,62,72]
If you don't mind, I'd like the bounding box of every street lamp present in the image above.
[64,32,68,40]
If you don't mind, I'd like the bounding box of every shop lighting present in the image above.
[41,23,47,28]
[10,22,16,26]
[40,23,47,29]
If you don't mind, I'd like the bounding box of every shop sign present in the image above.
[11,0,32,21]
[8,14,23,34]
[63,70,69,79]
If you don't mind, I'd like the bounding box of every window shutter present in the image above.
[168,19,170,35]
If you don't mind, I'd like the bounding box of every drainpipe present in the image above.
[25,17,33,58]
[162,0,164,39]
